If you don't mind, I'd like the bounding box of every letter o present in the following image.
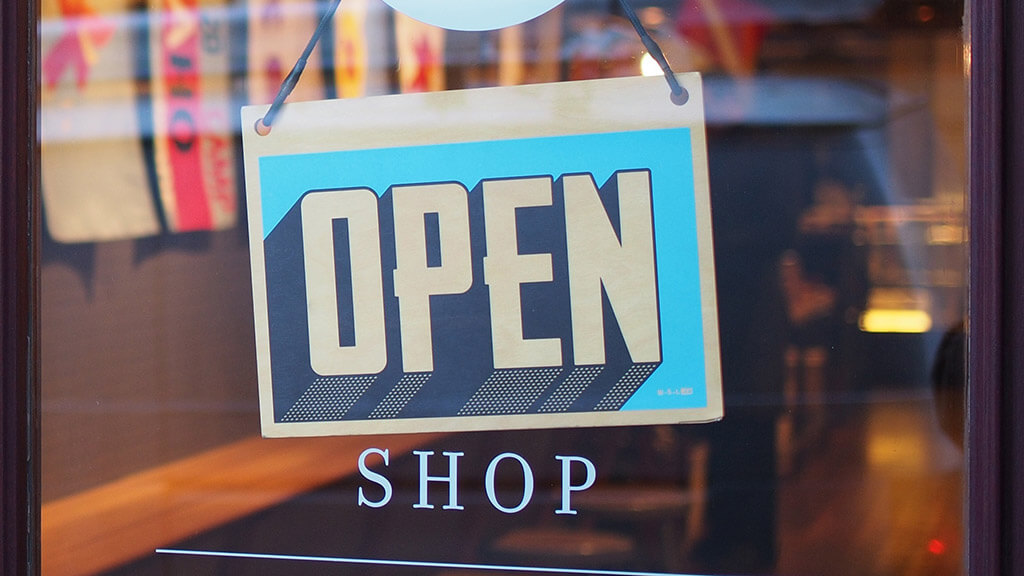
[485,452,534,514]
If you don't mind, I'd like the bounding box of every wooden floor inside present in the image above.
[776,392,964,576]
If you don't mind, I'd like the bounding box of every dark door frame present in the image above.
[1,0,40,573]
[968,0,1024,574]
[2,0,1022,574]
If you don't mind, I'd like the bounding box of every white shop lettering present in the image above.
[357,448,597,515]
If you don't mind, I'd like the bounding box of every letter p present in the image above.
[555,455,596,515]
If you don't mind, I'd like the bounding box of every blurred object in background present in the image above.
[144,0,238,234]
[40,0,240,242]
[564,12,640,80]
[325,0,416,99]
[40,0,162,243]
[247,0,327,104]
[873,0,964,28]
[565,5,706,81]
[675,0,774,75]
[395,11,446,92]
[931,322,965,447]
[330,0,372,98]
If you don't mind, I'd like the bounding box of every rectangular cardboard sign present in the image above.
[242,74,722,437]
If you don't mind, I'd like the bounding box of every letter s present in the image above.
[358,448,393,508]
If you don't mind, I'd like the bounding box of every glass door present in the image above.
[32,1,984,575]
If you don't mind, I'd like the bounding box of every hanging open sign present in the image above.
[242,74,722,437]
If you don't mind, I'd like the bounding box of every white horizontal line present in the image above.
[156,548,701,576]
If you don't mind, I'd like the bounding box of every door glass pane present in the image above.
[40,0,966,575]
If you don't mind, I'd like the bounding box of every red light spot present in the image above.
[928,539,946,555]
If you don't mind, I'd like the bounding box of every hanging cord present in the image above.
[255,0,688,135]
[616,0,688,105]
[255,0,344,135]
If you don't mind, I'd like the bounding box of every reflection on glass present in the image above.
[40,0,965,575]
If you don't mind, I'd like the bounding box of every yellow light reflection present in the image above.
[867,431,929,471]
[640,52,661,77]
[859,309,933,333]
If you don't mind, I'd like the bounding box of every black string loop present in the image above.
[617,0,688,105]
[256,0,343,135]
[255,0,689,135]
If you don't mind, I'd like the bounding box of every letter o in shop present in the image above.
[484,452,534,514]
